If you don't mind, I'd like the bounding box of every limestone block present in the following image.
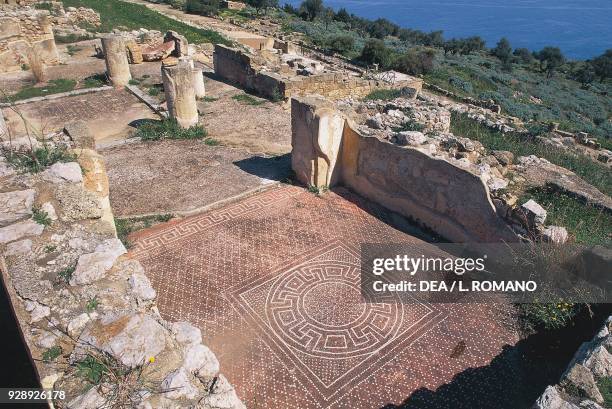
[70,238,126,285]
[291,97,345,189]
[161,59,198,128]
[128,272,156,301]
[161,367,198,400]
[101,35,131,87]
[0,18,20,40]
[42,162,83,184]
[171,322,202,346]
[125,40,143,64]
[0,189,35,227]
[0,219,44,244]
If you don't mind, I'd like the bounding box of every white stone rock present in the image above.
[161,367,198,400]
[41,202,58,221]
[542,226,569,244]
[396,131,426,146]
[0,220,44,244]
[67,313,91,337]
[487,177,508,192]
[25,300,50,324]
[583,346,612,378]
[66,386,107,409]
[128,272,156,301]
[0,189,35,227]
[171,321,202,346]
[70,239,126,285]
[35,331,58,349]
[184,344,219,379]
[43,162,83,184]
[4,239,32,256]
[522,199,547,226]
[533,386,579,409]
[78,314,166,368]
[203,374,246,409]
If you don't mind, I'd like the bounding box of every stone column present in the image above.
[27,46,46,83]
[101,35,131,87]
[161,60,198,128]
[193,68,205,99]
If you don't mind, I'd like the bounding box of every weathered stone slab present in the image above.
[0,189,35,227]
[0,219,44,244]
[70,238,126,285]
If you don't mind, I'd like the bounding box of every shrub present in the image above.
[57,264,76,283]
[449,76,473,93]
[32,205,52,226]
[232,93,265,105]
[518,302,581,331]
[393,49,435,75]
[359,39,393,69]
[42,346,62,362]
[394,120,425,132]
[327,34,354,55]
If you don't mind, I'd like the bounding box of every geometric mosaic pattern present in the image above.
[131,185,519,408]
[226,241,445,403]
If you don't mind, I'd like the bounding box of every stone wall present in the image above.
[0,6,59,72]
[214,44,423,101]
[0,127,245,408]
[534,316,612,408]
[291,97,519,243]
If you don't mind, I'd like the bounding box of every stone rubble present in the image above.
[0,134,245,408]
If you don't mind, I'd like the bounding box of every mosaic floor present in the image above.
[130,185,519,408]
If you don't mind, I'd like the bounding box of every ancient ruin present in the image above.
[0,0,610,408]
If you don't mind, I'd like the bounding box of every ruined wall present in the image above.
[0,7,59,72]
[214,44,423,101]
[291,97,518,243]
[0,128,245,408]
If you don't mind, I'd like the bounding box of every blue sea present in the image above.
[283,0,612,59]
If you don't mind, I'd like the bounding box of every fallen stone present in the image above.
[542,226,569,244]
[183,343,219,379]
[583,346,612,378]
[561,364,603,403]
[70,239,126,286]
[67,313,92,337]
[128,272,156,301]
[171,321,202,346]
[0,189,36,227]
[77,313,166,368]
[0,219,44,244]
[43,162,83,184]
[142,41,175,62]
[25,300,50,324]
[521,199,547,227]
[396,131,426,146]
[55,183,102,222]
[161,367,198,400]
[487,177,508,192]
[492,150,514,166]
[164,30,188,57]
[533,386,579,409]
[41,202,58,221]
[126,40,143,64]
[4,239,32,256]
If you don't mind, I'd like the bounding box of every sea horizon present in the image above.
[283,0,612,60]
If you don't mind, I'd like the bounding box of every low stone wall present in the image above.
[291,96,518,243]
[425,82,502,114]
[534,316,612,408]
[0,130,245,408]
[214,44,423,101]
[0,6,59,72]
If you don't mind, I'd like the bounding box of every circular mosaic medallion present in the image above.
[266,260,403,358]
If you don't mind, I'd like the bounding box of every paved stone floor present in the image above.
[103,140,290,217]
[131,185,520,409]
[3,88,157,143]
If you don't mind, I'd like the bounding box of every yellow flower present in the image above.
[148,357,155,363]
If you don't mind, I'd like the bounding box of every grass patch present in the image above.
[135,118,206,141]
[521,187,611,246]
[60,0,230,45]
[394,120,425,133]
[363,89,402,101]
[115,214,173,248]
[86,297,99,313]
[42,346,62,363]
[232,93,265,106]
[203,138,220,146]
[598,377,612,407]
[55,33,93,44]
[45,244,57,253]
[66,44,82,56]
[2,79,77,102]
[2,146,77,174]
[82,73,107,88]
[517,302,580,331]
[57,264,76,283]
[32,205,52,226]
[450,112,612,197]
[201,96,219,102]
